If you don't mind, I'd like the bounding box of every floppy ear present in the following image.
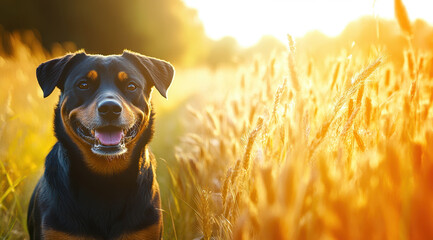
[36,52,86,98]
[122,50,175,98]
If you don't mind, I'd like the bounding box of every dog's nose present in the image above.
[98,99,122,120]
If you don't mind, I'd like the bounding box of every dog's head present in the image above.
[37,50,174,174]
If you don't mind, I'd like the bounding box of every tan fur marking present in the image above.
[118,71,129,81]
[86,70,98,80]
[61,96,148,175]
[117,223,161,240]
[62,99,133,174]
[43,229,95,240]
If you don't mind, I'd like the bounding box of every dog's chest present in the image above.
[45,191,148,239]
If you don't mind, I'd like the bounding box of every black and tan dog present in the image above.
[27,50,174,240]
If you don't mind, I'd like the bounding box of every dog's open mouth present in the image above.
[74,120,140,156]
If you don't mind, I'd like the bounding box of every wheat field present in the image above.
[169,39,433,239]
[167,23,433,239]
[1,7,433,240]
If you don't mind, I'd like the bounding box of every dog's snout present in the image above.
[98,99,122,119]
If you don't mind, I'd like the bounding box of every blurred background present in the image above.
[1,0,433,239]
[1,0,433,68]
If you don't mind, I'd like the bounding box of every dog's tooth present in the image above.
[91,129,95,136]
[95,138,101,147]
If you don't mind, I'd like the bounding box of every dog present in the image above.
[27,50,174,240]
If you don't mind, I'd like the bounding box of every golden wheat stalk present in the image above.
[230,159,242,185]
[330,61,341,90]
[309,58,381,155]
[406,51,415,79]
[356,83,365,107]
[221,169,232,206]
[353,129,366,151]
[241,117,264,170]
[287,34,300,91]
[394,0,412,36]
[271,78,288,122]
[196,189,213,240]
[365,97,372,126]
[341,106,361,137]
[308,119,332,156]
[409,79,417,101]
[384,68,391,87]
[348,99,354,120]
[333,58,382,117]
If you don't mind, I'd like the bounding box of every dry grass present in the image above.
[394,0,412,36]
[0,31,59,239]
[2,4,433,239]
[0,30,242,239]
[170,33,433,240]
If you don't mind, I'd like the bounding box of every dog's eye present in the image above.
[78,81,89,90]
[127,82,137,91]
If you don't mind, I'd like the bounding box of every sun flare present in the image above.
[2,0,433,238]
[184,0,433,46]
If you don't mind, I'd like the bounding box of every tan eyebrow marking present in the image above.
[86,70,98,80]
[118,71,129,81]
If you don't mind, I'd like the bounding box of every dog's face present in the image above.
[36,51,174,174]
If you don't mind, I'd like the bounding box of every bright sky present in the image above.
[183,0,433,47]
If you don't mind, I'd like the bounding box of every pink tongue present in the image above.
[95,129,124,146]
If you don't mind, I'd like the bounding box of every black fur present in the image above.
[27,51,172,239]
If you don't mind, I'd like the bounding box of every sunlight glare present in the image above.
[184,0,433,47]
